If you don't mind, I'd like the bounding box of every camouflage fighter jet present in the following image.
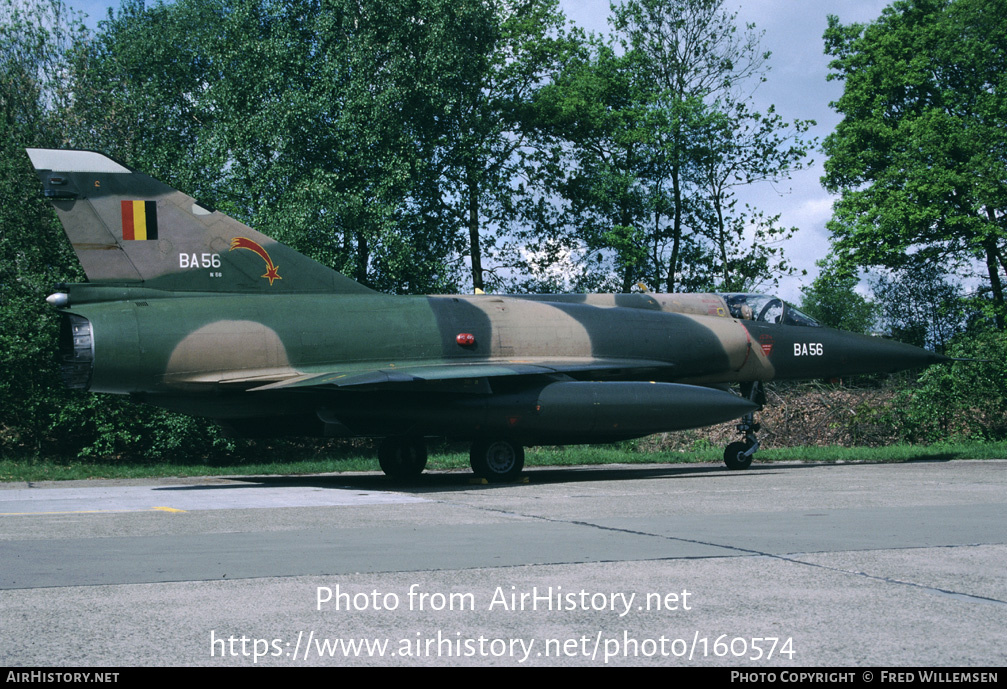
[27,149,946,481]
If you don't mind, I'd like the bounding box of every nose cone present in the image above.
[827,330,948,376]
[744,321,950,380]
[857,335,950,372]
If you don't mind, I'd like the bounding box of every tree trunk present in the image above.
[468,170,483,293]
[984,236,1005,330]
[355,232,369,286]
[667,162,682,293]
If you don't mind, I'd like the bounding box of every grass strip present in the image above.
[1,441,1004,482]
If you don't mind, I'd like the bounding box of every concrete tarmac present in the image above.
[1,460,1005,667]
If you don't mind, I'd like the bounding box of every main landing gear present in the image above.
[724,382,764,471]
[377,437,428,479]
[469,439,525,483]
[378,436,526,483]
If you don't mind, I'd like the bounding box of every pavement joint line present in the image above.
[782,552,1007,607]
[437,498,1007,607]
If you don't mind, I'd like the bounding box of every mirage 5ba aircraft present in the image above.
[28,148,945,481]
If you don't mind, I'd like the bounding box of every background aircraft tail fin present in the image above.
[27,148,373,294]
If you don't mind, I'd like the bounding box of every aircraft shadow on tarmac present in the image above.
[147,454,960,495]
[148,462,822,495]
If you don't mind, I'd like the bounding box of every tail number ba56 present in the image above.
[794,342,824,356]
[179,253,221,269]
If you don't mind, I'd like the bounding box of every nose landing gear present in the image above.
[724,382,764,470]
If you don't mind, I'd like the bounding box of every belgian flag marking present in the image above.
[121,200,158,240]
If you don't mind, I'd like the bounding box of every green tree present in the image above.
[611,0,801,293]
[525,0,813,293]
[799,260,877,333]
[65,0,226,201]
[0,0,87,455]
[822,0,1007,328]
[525,39,658,292]
[1,0,242,460]
[891,330,1007,441]
[68,0,518,294]
[427,0,570,292]
[273,0,497,293]
[871,264,967,351]
[691,99,813,292]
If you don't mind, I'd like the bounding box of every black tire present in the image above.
[469,439,525,482]
[724,441,753,470]
[378,437,428,479]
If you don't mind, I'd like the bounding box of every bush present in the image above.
[889,331,1007,442]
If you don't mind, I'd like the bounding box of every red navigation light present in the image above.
[456,333,475,346]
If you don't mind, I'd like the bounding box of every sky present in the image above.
[66,0,895,301]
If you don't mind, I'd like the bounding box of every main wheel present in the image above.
[469,439,525,482]
[724,441,753,470]
[378,437,428,479]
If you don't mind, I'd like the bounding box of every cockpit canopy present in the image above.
[720,293,820,327]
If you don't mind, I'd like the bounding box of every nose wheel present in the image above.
[724,382,763,470]
[724,436,756,470]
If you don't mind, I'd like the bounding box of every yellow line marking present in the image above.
[1,507,186,516]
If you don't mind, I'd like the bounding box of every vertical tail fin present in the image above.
[27,149,372,294]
